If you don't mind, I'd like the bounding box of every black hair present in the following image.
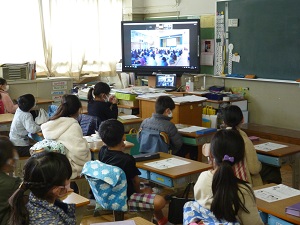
[223,105,243,129]
[8,151,72,225]
[17,94,35,112]
[51,94,82,120]
[210,129,254,222]
[87,82,111,103]
[0,136,15,170]
[0,78,7,85]
[155,96,175,114]
[99,119,124,147]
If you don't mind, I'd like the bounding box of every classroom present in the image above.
[1,0,300,225]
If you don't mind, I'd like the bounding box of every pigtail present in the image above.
[8,182,29,225]
[87,87,94,103]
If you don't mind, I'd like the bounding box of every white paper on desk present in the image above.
[172,95,207,103]
[254,142,287,152]
[144,158,190,170]
[91,220,136,225]
[178,126,206,133]
[254,184,300,203]
[138,93,171,99]
[118,115,139,120]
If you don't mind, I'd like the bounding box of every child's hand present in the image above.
[110,95,118,104]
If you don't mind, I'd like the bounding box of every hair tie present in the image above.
[223,155,234,163]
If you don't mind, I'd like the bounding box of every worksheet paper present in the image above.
[254,184,300,203]
[178,126,206,133]
[254,142,287,152]
[118,115,139,120]
[172,95,207,103]
[144,158,190,169]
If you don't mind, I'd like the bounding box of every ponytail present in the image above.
[8,182,29,225]
[211,161,241,222]
[87,87,94,103]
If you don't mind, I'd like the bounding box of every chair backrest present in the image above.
[183,201,240,225]
[77,114,101,136]
[138,128,169,154]
[81,160,128,212]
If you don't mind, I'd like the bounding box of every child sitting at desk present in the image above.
[8,151,76,225]
[191,130,263,225]
[0,137,21,225]
[9,94,41,157]
[87,82,118,121]
[223,105,281,185]
[98,119,173,225]
[0,78,18,113]
[138,96,183,156]
[41,94,91,180]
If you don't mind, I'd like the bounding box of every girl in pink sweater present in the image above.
[0,78,18,113]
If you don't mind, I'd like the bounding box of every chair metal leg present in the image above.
[113,211,124,221]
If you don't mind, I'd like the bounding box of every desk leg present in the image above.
[290,153,300,189]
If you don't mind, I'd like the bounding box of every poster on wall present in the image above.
[200,39,214,66]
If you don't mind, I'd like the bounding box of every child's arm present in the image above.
[23,113,41,133]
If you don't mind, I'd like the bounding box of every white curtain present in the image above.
[0,0,122,78]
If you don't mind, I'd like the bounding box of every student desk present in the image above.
[136,152,212,191]
[253,138,300,189]
[118,116,144,133]
[136,97,205,126]
[0,113,14,124]
[255,183,300,225]
[61,192,90,225]
[241,123,300,145]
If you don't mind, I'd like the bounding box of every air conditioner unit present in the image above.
[0,63,29,80]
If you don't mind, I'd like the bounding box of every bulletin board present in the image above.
[217,0,300,81]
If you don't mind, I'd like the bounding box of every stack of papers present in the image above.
[178,126,207,133]
[138,93,172,99]
[118,115,140,120]
[172,95,207,103]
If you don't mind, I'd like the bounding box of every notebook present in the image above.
[155,74,177,91]
[286,202,300,217]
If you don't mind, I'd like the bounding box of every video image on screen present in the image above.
[130,28,190,68]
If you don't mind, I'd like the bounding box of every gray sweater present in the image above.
[140,113,183,152]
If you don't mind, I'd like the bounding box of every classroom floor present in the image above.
[80,164,293,225]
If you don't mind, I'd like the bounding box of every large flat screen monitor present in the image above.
[121,19,200,76]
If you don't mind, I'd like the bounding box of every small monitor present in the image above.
[155,74,177,90]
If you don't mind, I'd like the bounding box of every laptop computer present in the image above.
[155,74,177,92]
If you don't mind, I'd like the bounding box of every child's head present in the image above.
[0,136,18,173]
[99,119,124,148]
[87,82,111,102]
[0,78,9,91]
[9,152,72,224]
[155,96,175,115]
[210,129,245,167]
[223,105,243,129]
[51,94,82,120]
[17,94,35,112]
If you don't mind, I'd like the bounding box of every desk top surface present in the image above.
[253,138,300,157]
[176,124,217,138]
[61,192,90,207]
[136,97,206,105]
[136,152,212,179]
[255,183,300,224]
[91,217,155,225]
[0,113,14,124]
[36,97,54,104]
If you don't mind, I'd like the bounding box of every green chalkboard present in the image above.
[217,0,300,81]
